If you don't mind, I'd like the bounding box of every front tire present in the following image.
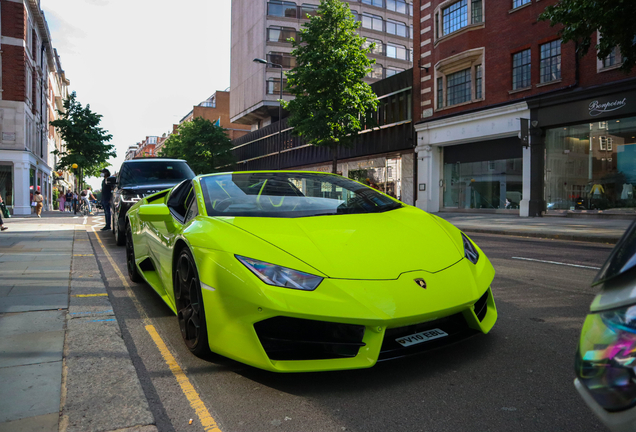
[174,248,210,357]
[125,222,143,283]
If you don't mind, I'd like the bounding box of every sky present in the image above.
[41,0,232,189]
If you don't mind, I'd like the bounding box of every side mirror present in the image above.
[138,204,171,222]
[106,176,117,186]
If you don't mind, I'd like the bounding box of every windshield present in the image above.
[119,161,195,187]
[199,172,402,218]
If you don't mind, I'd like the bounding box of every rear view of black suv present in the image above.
[109,159,195,245]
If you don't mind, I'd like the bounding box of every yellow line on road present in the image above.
[73,254,94,257]
[89,227,220,432]
[72,293,108,297]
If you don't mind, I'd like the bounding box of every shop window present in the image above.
[362,13,383,32]
[268,1,297,18]
[512,49,531,90]
[267,26,297,43]
[540,40,561,83]
[436,0,483,39]
[512,0,530,8]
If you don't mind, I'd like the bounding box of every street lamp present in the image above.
[254,57,283,170]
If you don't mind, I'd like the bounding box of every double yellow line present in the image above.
[90,227,220,432]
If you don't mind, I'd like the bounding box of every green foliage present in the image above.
[539,0,636,72]
[50,92,116,184]
[158,117,234,175]
[282,0,378,172]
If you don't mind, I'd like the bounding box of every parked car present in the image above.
[109,158,195,245]
[575,219,636,431]
[126,171,497,372]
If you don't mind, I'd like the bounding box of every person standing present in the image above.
[72,191,79,214]
[100,169,113,231]
[58,191,66,212]
[34,190,44,218]
[65,190,73,211]
[0,193,8,231]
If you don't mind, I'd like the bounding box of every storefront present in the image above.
[414,102,531,215]
[531,82,636,215]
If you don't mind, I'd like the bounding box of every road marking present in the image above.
[73,254,94,257]
[72,293,108,297]
[85,318,116,323]
[71,310,113,315]
[90,227,221,432]
[512,257,601,270]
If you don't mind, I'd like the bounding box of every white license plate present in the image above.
[395,328,448,347]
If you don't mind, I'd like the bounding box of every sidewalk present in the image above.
[0,219,155,432]
[436,212,634,244]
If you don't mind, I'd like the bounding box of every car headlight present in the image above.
[235,255,323,291]
[122,191,141,202]
[576,304,636,412]
[462,233,479,265]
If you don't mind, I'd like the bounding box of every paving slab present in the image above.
[0,330,64,368]
[0,286,13,296]
[0,361,63,422]
[0,413,59,432]
[0,294,68,313]
[0,310,65,337]
[8,285,69,296]
[0,255,36,263]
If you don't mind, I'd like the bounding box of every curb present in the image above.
[460,228,620,245]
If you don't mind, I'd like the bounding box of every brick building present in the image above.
[412,0,636,216]
[179,91,250,141]
[0,0,69,214]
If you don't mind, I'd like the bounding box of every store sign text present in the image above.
[589,98,627,116]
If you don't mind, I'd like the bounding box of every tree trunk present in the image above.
[331,147,338,174]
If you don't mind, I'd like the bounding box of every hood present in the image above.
[221,206,464,280]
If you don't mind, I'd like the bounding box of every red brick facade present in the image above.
[413,0,636,124]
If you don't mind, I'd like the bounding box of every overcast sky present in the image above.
[41,0,232,188]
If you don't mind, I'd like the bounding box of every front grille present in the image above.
[254,317,366,361]
[474,290,489,322]
[379,313,476,361]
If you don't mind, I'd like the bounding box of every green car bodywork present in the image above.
[127,171,497,372]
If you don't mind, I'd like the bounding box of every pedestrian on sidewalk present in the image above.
[58,191,66,212]
[0,193,8,231]
[65,190,73,211]
[72,191,78,214]
[100,169,113,231]
[34,190,43,217]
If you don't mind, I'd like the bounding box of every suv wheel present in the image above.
[114,214,126,246]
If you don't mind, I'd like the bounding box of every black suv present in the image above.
[109,158,195,245]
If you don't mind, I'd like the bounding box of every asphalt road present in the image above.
[86,215,612,432]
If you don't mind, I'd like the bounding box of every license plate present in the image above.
[395,328,448,347]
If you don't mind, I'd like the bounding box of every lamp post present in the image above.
[253,57,283,170]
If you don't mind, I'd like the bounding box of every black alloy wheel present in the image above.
[126,222,143,283]
[174,248,210,357]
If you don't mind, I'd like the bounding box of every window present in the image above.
[300,4,318,18]
[386,43,408,60]
[600,136,613,151]
[362,0,383,7]
[386,67,405,77]
[438,0,482,38]
[367,64,384,80]
[268,1,297,18]
[268,52,296,68]
[267,26,297,43]
[386,19,408,37]
[147,136,157,144]
[446,68,472,106]
[475,64,482,99]
[362,13,383,31]
[512,0,530,8]
[602,46,621,68]
[387,0,408,14]
[267,78,292,95]
[540,40,561,83]
[437,77,444,109]
[512,49,531,90]
[363,38,384,55]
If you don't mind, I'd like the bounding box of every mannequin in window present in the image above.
[621,183,634,200]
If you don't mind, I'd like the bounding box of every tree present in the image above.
[539,0,636,72]
[50,92,115,186]
[158,117,234,175]
[282,0,378,173]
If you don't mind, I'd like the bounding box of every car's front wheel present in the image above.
[125,222,143,283]
[174,248,210,357]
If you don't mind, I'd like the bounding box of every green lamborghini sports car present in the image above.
[126,171,497,372]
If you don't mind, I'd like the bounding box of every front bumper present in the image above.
[575,378,636,432]
[194,248,497,372]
